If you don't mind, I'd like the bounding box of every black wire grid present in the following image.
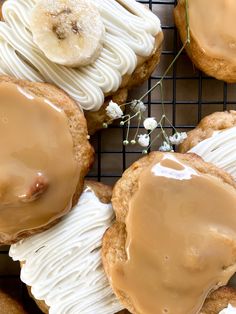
[1,0,236,312]
[88,0,236,186]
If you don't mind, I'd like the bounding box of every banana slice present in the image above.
[30,0,105,67]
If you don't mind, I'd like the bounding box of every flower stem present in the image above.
[146,131,163,151]
[185,0,190,44]
[139,0,190,103]
[125,116,131,143]
[132,113,142,142]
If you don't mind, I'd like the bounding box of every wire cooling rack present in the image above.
[1,0,236,312]
[89,0,236,186]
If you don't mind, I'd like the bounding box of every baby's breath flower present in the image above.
[138,134,150,147]
[159,141,173,152]
[143,117,158,131]
[123,140,129,146]
[106,101,123,120]
[130,100,147,113]
[169,132,187,145]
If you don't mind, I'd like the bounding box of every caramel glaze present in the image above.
[188,0,236,62]
[0,82,79,242]
[111,154,236,314]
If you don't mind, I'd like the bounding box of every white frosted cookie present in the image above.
[179,111,236,181]
[0,0,163,133]
[9,182,123,314]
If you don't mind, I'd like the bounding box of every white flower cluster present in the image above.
[104,99,188,153]
[130,100,146,113]
[159,141,173,152]
[158,132,187,152]
[138,134,150,147]
[143,118,158,131]
[106,101,123,120]
[169,132,187,145]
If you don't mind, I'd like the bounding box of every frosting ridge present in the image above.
[189,127,236,180]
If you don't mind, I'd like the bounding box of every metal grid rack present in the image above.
[89,0,236,186]
[1,0,236,312]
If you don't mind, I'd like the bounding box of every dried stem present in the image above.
[106,0,191,151]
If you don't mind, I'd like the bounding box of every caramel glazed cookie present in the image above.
[0,75,93,245]
[102,152,236,314]
[174,0,236,82]
[179,111,236,181]
[0,0,163,134]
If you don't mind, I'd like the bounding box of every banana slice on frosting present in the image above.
[30,0,105,67]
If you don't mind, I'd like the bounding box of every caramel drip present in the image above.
[188,0,236,62]
[111,154,236,314]
[0,82,79,239]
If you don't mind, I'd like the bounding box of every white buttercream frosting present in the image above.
[189,127,236,180]
[0,0,161,111]
[9,187,122,314]
[219,304,236,314]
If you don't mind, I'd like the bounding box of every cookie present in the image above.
[103,152,236,314]
[0,75,93,244]
[174,0,236,82]
[10,181,123,314]
[0,0,163,134]
[179,111,236,180]
[0,290,26,314]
